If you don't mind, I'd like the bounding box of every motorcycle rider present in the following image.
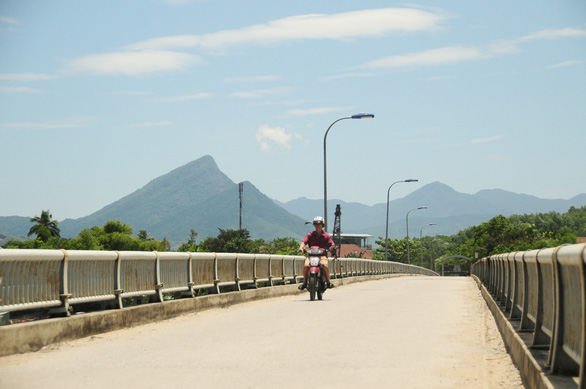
[298,216,335,290]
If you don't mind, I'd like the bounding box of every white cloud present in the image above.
[256,125,293,152]
[547,60,583,70]
[224,75,281,83]
[0,15,18,31]
[0,73,52,81]
[0,86,44,94]
[439,135,504,148]
[0,117,94,131]
[356,46,488,70]
[286,106,352,116]
[156,92,212,103]
[230,87,295,98]
[352,25,586,73]
[517,27,586,43]
[65,50,202,76]
[0,16,18,25]
[127,8,446,51]
[320,72,376,81]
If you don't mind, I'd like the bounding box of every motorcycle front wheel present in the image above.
[308,275,317,301]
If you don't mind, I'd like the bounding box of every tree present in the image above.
[177,229,199,252]
[28,210,60,242]
[199,228,252,253]
[372,237,410,262]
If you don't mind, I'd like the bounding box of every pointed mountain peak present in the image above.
[411,181,459,197]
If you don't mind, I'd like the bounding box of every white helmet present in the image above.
[313,216,325,225]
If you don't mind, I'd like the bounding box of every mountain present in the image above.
[276,182,586,241]
[0,216,30,245]
[3,160,586,249]
[23,155,307,247]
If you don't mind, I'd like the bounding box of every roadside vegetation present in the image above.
[3,206,585,274]
[373,205,586,272]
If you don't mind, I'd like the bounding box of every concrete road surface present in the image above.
[0,276,524,388]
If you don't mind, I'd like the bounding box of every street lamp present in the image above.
[323,113,374,231]
[419,223,436,267]
[406,206,427,265]
[385,179,418,261]
[430,236,445,271]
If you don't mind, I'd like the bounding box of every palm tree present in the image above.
[28,210,60,242]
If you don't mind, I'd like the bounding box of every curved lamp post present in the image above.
[430,236,446,271]
[406,206,427,264]
[419,223,436,267]
[384,179,418,261]
[323,113,374,231]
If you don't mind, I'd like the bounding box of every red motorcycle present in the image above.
[305,246,328,301]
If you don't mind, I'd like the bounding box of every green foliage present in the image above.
[264,237,300,255]
[177,229,199,252]
[199,228,252,253]
[5,206,585,264]
[431,206,586,272]
[5,220,169,251]
[137,230,149,241]
[183,228,299,255]
[28,210,60,242]
[103,220,133,235]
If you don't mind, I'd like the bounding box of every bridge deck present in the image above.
[0,277,523,388]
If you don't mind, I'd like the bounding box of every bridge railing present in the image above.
[0,249,438,314]
[471,243,586,386]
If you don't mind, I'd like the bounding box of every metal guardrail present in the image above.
[471,243,586,386]
[0,249,438,314]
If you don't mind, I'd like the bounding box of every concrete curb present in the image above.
[0,273,407,357]
[471,275,576,389]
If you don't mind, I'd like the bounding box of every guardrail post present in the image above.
[154,251,164,302]
[0,276,6,326]
[212,253,220,294]
[268,255,273,287]
[281,256,286,284]
[186,252,195,297]
[114,250,124,309]
[253,254,258,288]
[550,244,582,376]
[235,254,241,292]
[293,255,296,284]
[57,249,72,317]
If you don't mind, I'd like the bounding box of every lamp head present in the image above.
[405,179,418,182]
[351,113,375,119]
[418,206,427,210]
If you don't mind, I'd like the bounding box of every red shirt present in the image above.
[302,230,335,250]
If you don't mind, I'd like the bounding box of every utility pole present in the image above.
[238,182,244,230]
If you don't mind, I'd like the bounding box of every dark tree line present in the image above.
[374,206,586,271]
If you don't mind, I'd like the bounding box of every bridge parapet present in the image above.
[472,243,586,388]
[0,249,438,316]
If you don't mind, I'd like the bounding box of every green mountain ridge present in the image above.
[3,155,307,247]
[3,160,586,248]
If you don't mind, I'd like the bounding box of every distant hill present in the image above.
[276,182,586,240]
[0,216,30,245]
[0,155,307,247]
[2,160,586,249]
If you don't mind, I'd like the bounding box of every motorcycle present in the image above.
[304,246,328,301]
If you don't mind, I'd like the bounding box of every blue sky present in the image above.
[1,0,585,220]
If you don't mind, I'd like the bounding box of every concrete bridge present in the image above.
[2,245,586,388]
[0,276,523,388]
